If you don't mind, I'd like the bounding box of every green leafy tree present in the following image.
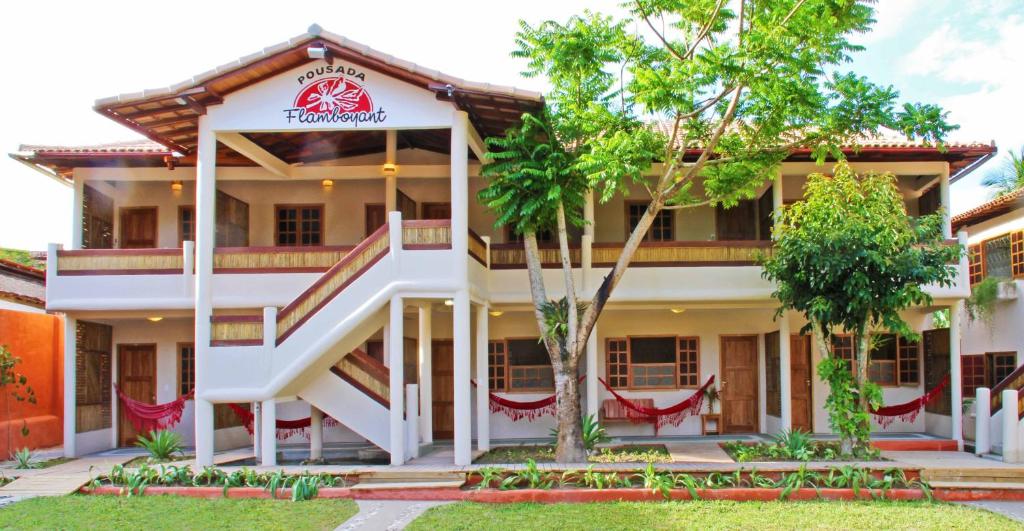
[981,146,1024,198]
[480,1,955,462]
[760,162,960,453]
[0,345,37,458]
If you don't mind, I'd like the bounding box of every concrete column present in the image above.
[193,120,216,467]
[453,289,472,465]
[451,111,470,284]
[406,384,419,458]
[586,326,599,419]
[309,407,324,461]
[385,130,398,213]
[950,301,964,444]
[1002,389,1019,463]
[388,295,406,465]
[71,178,85,249]
[62,316,76,458]
[252,402,261,459]
[475,303,490,452]
[418,303,433,443]
[939,163,952,239]
[260,399,277,466]
[975,387,991,456]
[779,313,793,432]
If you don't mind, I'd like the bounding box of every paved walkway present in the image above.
[0,453,135,497]
[335,500,450,530]
[960,501,1024,523]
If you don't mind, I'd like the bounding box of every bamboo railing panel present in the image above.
[402,219,452,249]
[592,241,773,267]
[214,246,353,273]
[276,225,390,342]
[468,230,487,265]
[332,349,390,407]
[490,244,581,269]
[56,248,184,275]
[210,315,263,346]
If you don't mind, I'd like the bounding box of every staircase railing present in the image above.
[275,224,391,344]
[990,363,1024,415]
[331,348,390,407]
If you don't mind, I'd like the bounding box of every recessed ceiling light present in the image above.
[670,308,686,314]
[147,316,164,322]
[443,299,454,306]
[489,310,504,317]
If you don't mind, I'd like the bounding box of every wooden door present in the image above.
[117,344,157,446]
[365,204,386,237]
[720,335,759,433]
[119,207,157,248]
[432,340,455,439]
[215,190,250,247]
[83,185,114,249]
[790,335,813,432]
[715,200,757,241]
[422,202,451,220]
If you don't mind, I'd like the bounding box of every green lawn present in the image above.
[408,500,1022,530]
[475,444,671,464]
[0,495,358,530]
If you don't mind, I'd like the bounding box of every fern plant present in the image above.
[13,447,39,469]
[135,429,183,461]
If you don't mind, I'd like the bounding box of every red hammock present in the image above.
[471,375,586,422]
[115,385,192,434]
[226,403,341,440]
[870,373,949,428]
[598,375,715,435]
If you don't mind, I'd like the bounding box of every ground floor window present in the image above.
[604,336,700,390]
[76,321,112,433]
[488,338,553,392]
[178,343,195,396]
[962,351,1018,398]
[831,333,919,386]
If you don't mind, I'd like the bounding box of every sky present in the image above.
[0,0,1021,251]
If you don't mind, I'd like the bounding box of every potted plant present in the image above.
[704,386,720,414]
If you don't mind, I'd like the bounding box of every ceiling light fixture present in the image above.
[147,316,164,322]
[382,163,398,176]
[489,310,504,317]
[321,179,334,188]
[307,43,332,64]
[170,180,183,192]
[444,299,454,307]
[670,308,686,314]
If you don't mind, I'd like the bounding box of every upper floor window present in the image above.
[627,201,673,242]
[179,206,196,246]
[507,228,554,245]
[276,204,323,246]
[605,336,700,390]
[970,231,1024,285]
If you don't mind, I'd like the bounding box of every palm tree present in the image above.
[981,146,1024,198]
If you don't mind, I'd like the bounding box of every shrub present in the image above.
[135,430,183,461]
[13,447,39,469]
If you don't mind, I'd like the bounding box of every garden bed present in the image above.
[475,444,671,464]
[722,439,885,463]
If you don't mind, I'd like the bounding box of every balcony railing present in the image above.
[592,240,773,267]
[213,246,354,273]
[55,248,186,276]
[468,230,487,266]
[490,243,582,269]
[401,219,452,249]
[210,314,263,346]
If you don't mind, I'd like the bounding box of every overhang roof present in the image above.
[91,24,544,157]
[0,259,45,309]
[952,186,1024,233]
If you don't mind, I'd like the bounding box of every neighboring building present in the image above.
[0,259,64,455]
[11,26,996,465]
[952,187,1024,452]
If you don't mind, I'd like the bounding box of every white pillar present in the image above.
[388,295,406,465]
[193,121,216,467]
[252,402,261,459]
[475,303,490,452]
[310,407,323,461]
[586,326,599,419]
[939,163,952,239]
[385,130,398,213]
[453,289,472,465]
[975,387,991,456]
[950,301,964,444]
[71,178,85,250]
[418,304,433,443]
[406,384,419,459]
[62,316,76,458]
[779,314,793,432]
[260,399,277,466]
[451,111,470,283]
[1002,389,1018,463]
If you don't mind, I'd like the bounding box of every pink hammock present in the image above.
[227,403,340,440]
[115,385,192,433]
[598,375,715,434]
[471,375,586,422]
[870,373,949,427]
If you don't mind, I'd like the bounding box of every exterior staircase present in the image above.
[298,349,392,451]
[923,468,1024,491]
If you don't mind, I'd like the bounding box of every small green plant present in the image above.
[0,345,37,459]
[673,473,701,500]
[773,429,814,460]
[12,447,39,469]
[966,276,1005,327]
[135,430,183,461]
[636,462,673,499]
[549,414,609,452]
[474,466,504,490]
[513,459,555,489]
[289,474,321,502]
[704,386,720,414]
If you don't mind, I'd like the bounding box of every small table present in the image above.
[701,413,721,436]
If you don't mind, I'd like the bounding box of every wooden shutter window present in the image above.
[178,206,196,246]
[677,337,700,387]
[506,338,554,392]
[276,205,324,247]
[831,335,855,372]
[606,338,629,389]
[178,343,195,396]
[897,337,920,386]
[765,331,782,417]
[488,340,507,391]
[961,354,987,399]
[968,244,984,285]
[1012,231,1024,278]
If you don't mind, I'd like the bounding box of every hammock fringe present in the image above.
[870,373,950,428]
[598,375,715,435]
[227,403,340,440]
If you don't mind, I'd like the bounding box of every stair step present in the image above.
[351,479,465,490]
[923,468,1024,481]
[359,470,465,482]
[930,480,1024,490]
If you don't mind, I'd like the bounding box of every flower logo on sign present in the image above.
[294,76,373,115]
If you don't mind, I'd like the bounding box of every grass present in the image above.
[408,500,1022,530]
[0,495,359,530]
[124,454,194,467]
[0,248,44,269]
[35,457,75,469]
[476,444,671,464]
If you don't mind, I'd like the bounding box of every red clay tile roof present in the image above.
[952,187,1024,233]
[0,259,45,308]
[17,140,171,155]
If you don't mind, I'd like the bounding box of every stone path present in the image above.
[0,454,135,497]
[665,442,733,463]
[960,501,1024,523]
[335,500,450,530]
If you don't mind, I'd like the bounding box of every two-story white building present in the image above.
[13,26,996,466]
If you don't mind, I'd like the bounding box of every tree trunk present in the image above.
[553,364,587,462]
[810,319,855,454]
[854,330,872,449]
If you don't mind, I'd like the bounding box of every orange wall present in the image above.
[0,309,63,455]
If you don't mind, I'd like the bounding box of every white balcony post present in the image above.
[475,303,490,452]
[261,399,277,466]
[418,303,433,443]
[263,307,277,349]
[976,387,991,456]
[252,402,261,458]
[385,129,398,213]
[62,316,76,458]
[388,295,406,465]
[1002,389,1019,463]
[939,163,952,239]
[451,111,470,284]
[453,289,472,465]
[950,301,964,445]
[586,326,599,419]
[193,120,217,467]
[182,240,195,294]
[406,384,419,459]
[71,177,84,250]
[779,313,793,432]
[957,231,970,288]
[310,407,324,461]
[388,211,403,263]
